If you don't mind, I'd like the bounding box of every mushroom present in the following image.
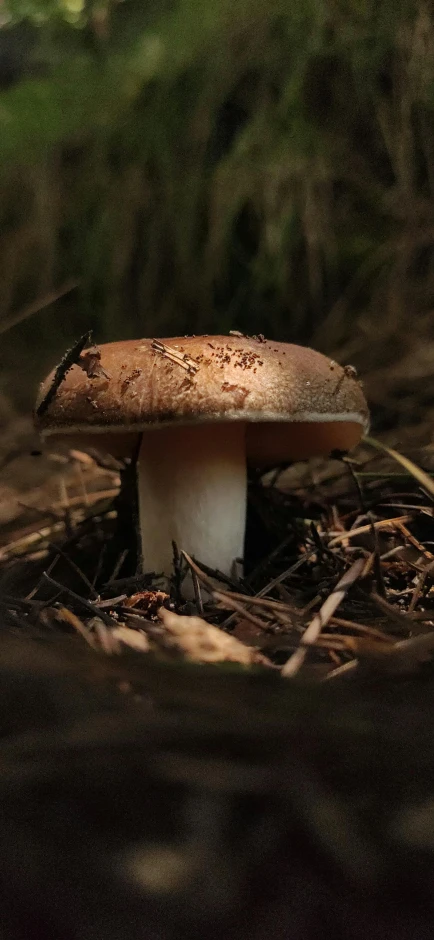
[35,336,369,581]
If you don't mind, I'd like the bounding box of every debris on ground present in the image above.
[2,428,434,685]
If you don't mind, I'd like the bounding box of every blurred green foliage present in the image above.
[1,0,434,418]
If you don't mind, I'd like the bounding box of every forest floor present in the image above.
[3,387,434,681]
[3,391,434,938]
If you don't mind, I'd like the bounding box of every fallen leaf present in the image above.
[111,625,150,653]
[364,436,434,498]
[158,608,271,667]
[124,590,170,617]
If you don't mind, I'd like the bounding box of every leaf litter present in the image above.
[2,432,434,684]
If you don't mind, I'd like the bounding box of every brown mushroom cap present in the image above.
[35,335,369,464]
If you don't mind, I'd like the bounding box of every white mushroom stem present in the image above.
[137,423,247,580]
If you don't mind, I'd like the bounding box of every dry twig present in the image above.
[281,559,365,678]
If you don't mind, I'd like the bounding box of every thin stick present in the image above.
[213,591,272,630]
[370,591,420,634]
[107,549,129,585]
[212,589,295,614]
[36,331,92,418]
[184,550,316,632]
[41,573,116,626]
[408,558,434,614]
[324,659,358,680]
[329,616,394,643]
[364,436,434,500]
[151,340,199,375]
[0,491,118,559]
[281,558,365,678]
[25,553,60,600]
[396,521,434,562]
[328,514,413,548]
[181,552,220,591]
[369,513,387,598]
[45,540,98,598]
[0,278,79,336]
[192,568,204,616]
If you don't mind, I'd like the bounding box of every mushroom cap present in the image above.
[35,335,369,464]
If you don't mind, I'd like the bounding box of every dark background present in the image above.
[0,0,433,435]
